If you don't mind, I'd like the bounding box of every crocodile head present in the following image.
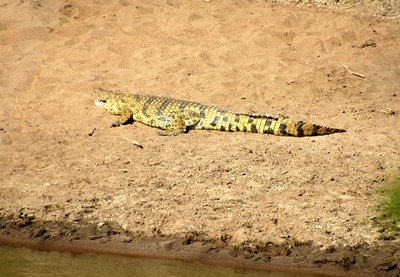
[94,88,124,115]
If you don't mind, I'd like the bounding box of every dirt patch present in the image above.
[278,0,400,19]
[0,0,399,276]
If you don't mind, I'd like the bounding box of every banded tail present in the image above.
[197,111,346,137]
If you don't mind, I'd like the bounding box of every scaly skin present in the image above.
[94,88,346,137]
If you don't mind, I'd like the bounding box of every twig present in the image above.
[379,108,396,115]
[88,128,96,136]
[122,136,143,148]
[342,64,366,79]
[288,11,298,19]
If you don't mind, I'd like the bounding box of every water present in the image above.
[0,246,323,277]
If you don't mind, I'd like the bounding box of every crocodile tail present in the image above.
[197,110,345,137]
[228,113,345,137]
[291,121,346,136]
[256,115,345,136]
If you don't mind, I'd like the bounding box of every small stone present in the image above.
[360,39,377,48]
[243,251,254,259]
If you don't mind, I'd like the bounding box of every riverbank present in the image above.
[0,223,397,277]
[1,0,399,276]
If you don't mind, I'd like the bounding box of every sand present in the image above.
[1,0,399,276]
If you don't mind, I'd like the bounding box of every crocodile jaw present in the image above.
[94,99,106,107]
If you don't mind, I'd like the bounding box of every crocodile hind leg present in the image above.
[157,110,201,136]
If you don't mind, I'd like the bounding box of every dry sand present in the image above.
[1,0,399,276]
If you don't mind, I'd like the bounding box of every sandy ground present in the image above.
[1,0,400,276]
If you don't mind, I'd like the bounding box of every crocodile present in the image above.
[94,88,346,137]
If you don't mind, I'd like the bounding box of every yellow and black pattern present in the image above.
[94,88,346,137]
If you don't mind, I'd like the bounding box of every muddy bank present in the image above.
[0,216,398,277]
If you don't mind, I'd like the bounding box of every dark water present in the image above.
[0,246,323,277]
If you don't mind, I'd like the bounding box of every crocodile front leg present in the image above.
[111,107,133,127]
